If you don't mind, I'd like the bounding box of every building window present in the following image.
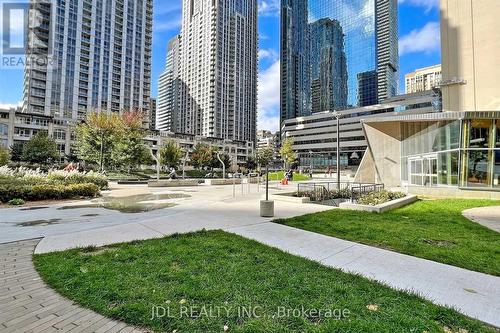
[468,119,492,149]
[0,123,8,136]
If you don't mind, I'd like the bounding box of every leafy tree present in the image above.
[112,111,150,171]
[9,142,24,162]
[76,112,123,172]
[280,138,296,167]
[0,146,10,166]
[190,143,213,170]
[245,155,257,171]
[257,147,274,167]
[21,131,59,164]
[159,140,183,170]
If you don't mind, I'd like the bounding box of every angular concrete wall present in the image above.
[355,122,402,187]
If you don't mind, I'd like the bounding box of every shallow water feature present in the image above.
[19,219,62,227]
[57,193,190,213]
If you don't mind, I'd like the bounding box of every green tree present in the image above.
[245,155,257,171]
[76,112,123,172]
[21,131,59,164]
[257,147,274,167]
[280,138,296,167]
[0,146,10,166]
[159,140,183,170]
[190,143,213,170]
[112,111,150,171]
[9,142,24,162]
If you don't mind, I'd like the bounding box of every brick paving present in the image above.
[0,239,148,333]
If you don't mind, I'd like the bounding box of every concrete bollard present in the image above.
[260,200,274,217]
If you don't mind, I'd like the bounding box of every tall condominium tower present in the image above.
[376,0,399,101]
[23,0,153,120]
[157,35,181,132]
[310,18,348,113]
[281,0,311,123]
[174,0,257,142]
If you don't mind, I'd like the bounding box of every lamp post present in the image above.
[182,150,190,179]
[217,151,226,179]
[332,110,342,189]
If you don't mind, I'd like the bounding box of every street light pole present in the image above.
[332,111,341,189]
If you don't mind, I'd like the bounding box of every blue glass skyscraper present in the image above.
[309,0,398,107]
[281,0,399,123]
[281,0,311,123]
[310,18,348,113]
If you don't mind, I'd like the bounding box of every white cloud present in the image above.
[258,0,280,17]
[0,102,22,109]
[398,0,439,12]
[154,18,182,33]
[258,48,278,61]
[399,22,440,56]
[257,60,280,132]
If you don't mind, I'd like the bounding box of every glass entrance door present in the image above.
[409,155,438,186]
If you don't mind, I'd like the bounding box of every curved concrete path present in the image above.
[0,239,149,333]
[463,206,500,232]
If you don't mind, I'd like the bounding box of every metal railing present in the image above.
[297,182,385,204]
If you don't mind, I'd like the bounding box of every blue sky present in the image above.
[0,0,441,132]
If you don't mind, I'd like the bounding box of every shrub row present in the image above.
[357,190,406,206]
[0,183,100,203]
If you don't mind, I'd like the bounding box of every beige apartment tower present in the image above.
[405,65,442,94]
[440,0,500,112]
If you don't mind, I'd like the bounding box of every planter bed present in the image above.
[339,195,418,213]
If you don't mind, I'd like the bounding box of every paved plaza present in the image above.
[1,182,500,330]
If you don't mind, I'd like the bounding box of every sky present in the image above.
[0,0,441,133]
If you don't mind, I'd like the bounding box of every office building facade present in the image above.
[280,0,311,123]
[282,91,440,169]
[310,18,348,113]
[174,0,257,143]
[23,0,153,120]
[405,65,442,94]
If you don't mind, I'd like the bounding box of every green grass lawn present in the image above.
[268,171,311,182]
[275,199,500,276]
[34,231,494,333]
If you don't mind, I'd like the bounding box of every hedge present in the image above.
[356,190,406,206]
[0,183,100,203]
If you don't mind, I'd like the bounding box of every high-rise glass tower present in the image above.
[281,0,399,122]
[281,0,311,123]
[24,0,153,120]
[157,35,181,132]
[376,0,399,101]
[175,0,257,143]
[310,18,348,113]
[309,0,398,107]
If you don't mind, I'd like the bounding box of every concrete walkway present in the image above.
[463,206,500,232]
[0,239,148,333]
[31,198,500,328]
[3,184,500,328]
